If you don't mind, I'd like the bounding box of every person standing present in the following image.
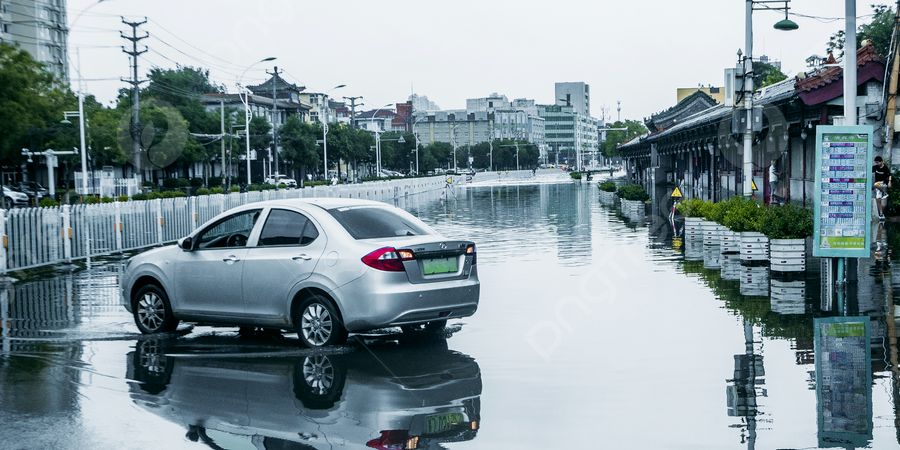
[768,160,779,205]
[873,155,892,221]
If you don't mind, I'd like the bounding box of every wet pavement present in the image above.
[2,178,900,449]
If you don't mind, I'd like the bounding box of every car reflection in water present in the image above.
[126,335,481,450]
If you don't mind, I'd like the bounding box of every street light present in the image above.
[237,56,276,185]
[61,108,87,196]
[411,115,426,175]
[740,0,797,197]
[322,84,346,181]
[368,103,393,175]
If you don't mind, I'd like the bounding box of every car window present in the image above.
[196,209,261,249]
[327,206,429,239]
[258,209,319,246]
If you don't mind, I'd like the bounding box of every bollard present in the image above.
[114,201,123,252]
[155,199,164,245]
[61,204,72,262]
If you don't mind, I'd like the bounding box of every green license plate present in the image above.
[422,257,458,275]
[424,412,465,435]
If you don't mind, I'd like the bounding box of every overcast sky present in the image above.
[69,0,876,121]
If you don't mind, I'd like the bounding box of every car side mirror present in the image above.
[179,236,194,251]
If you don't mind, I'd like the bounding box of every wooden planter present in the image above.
[770,278,806,314]
[769,238,807,272]
[739,232,769,262]
[739,263,769,297]
[620,199,645,217]
[720,229,740,254]
[599,190,617,205]
[720,253,741,280]
[701,221,720,248]
[685,217,703,240]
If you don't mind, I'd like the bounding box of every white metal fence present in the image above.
[0,176,447,273]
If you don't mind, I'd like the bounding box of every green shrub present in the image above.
[277,183,287,189]
[160,190,186,198]
[211,187,225,194]
[228,186,239,193]
[208,176,223,187]
[84,196,100,204]
[675,198,708,218]
[132,193,148,201]
[305,180,329,187]
[117,195,129,202]
[721,197,763,232]
[616,184,650,202]
[570,171,582,180]
[760,203,813,239]
[195,187,210,196]
[101,196,114,203]
[39,197,59,207]
[598,181,617,192]
[189,177,204,188]
[146,192,161,200]
[248,184,262,191]
[162,178,179,189]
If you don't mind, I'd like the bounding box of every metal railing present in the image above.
[0,177,447,273]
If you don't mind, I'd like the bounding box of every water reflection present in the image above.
[126,337,482,449]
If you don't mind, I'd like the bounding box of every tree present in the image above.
[423,142,453,171]
[0,43,69,165]
[827,4,893,58]
[279,116,319,182]
[752,61,787,88]
[600,119,648,159]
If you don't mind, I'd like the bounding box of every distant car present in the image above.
[121,198,480,347]
[3,186,29,208]
[263,174,297,188]
[16,181,48,200]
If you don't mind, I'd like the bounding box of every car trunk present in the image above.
[366,236,475,284]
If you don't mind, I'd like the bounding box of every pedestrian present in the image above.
[768,160,779,205]
[873,155,892,221]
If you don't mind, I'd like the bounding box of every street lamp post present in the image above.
[237,57,276,185]
[322,84,346,181]
[741,0,798,197]
[61,107,87,196]
[411,115,426,175]
[368,104,392,175]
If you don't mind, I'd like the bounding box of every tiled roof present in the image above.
[795,43,881,93]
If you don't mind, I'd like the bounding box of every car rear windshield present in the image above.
[327,206,429,239]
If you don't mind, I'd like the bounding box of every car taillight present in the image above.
[466,244,476,265]
[362,247,413,272]
[366,430,419,449]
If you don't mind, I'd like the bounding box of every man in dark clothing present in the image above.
[873,155,892,220]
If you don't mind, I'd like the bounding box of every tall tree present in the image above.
[827,4,893,58]
[600,119,648,159]
[279,116,319,182]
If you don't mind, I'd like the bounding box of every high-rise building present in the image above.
[555,82,590,116]
[538,104,597,168]
[0,0,69,82]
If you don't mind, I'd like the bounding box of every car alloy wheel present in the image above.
[301,303,333,346]
[302,355,334,395]
[137,292,167,332]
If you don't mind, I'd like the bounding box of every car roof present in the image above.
[244,197,390,210]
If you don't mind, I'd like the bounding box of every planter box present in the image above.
[720,253,741,280]
[769,238,806,272]
[720,229,740,254]
[701,221,720,247]
[739,231,769,262]
[599,190,617,205]
[703,245,722,269]
[739,263,769,297]
[620,199,645,217]
[770,278,806,314]
[685,217,703,240]
[684,238,703,261]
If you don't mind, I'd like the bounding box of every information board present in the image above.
[813,126,873,258]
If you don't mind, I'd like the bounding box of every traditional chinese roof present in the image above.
[247,73,305,98]
[646,90,718,133]
[795,43,884,105]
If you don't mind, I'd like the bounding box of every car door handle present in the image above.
[222,255,240,263]
[292,254,312,261]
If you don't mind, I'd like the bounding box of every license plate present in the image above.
[422,257,458,275]
[424,412,464,435]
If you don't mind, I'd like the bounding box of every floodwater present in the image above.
[2,175,900,449]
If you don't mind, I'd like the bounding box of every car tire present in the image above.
[130,338,173,395]
[292,354,346,409]
[295,294,346,347]
[401,320,448,335]
[4,197,13,208]
[132,284,179,334]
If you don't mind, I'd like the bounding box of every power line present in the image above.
[121,17,148,178]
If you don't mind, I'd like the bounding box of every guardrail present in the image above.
[0,177,447,273]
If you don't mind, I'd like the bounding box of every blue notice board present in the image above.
[813,125,873,258]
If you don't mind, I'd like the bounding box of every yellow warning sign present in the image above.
[750,179,758,191]
[671,186,683,198]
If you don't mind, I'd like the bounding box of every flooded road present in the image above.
[2,179,900,449]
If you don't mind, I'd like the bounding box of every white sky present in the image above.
[68,0,877,121]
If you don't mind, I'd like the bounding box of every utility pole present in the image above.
[344,96,364,128]
[220,97,226,184]
[617,100,621,122]
[121,17,148,181]
[266,65,283,176]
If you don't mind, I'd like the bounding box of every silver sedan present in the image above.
[120,198,480,347]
